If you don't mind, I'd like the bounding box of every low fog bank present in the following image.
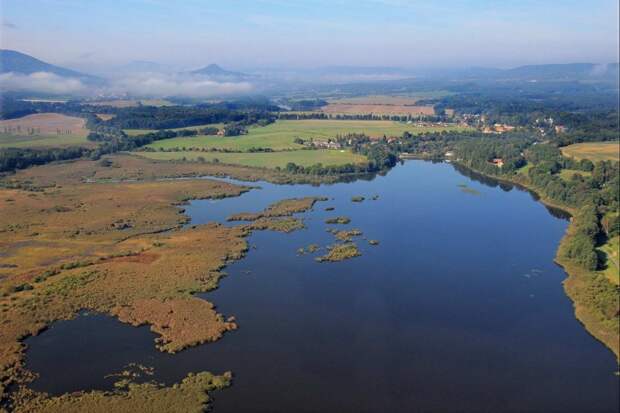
[0,71,256,99]
[1,62,618,100]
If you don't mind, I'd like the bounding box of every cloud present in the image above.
[0,71,255,99]
[111,73,254,98]
[0,72,88,94]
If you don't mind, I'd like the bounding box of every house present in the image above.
[493,123,515,133]
[312,139,341,149]
[491,158,504,167]
[555,125,567,134]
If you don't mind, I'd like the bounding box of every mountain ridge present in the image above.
[0,49,102,83]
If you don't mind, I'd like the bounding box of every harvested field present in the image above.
[322,103,434,116]
[0,113,91,149]
[560,142,619,162]
[321,95,436,115]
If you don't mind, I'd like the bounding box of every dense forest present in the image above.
[0,146,90,172]
[99,106,276,130]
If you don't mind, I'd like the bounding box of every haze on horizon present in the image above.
[1,0,619,73]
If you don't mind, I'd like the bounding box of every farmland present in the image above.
[0,113,92,149]
[321,95,435,116]
[560,141,619,162]
[137,149,366,168]
[144,120,468,152]
[317,94,452,116]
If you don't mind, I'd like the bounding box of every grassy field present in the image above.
[516,163,533,176]
[561,142,619,162]
[144,120,468,152]
[137,149,366,168]
[125,128,159,136]
[599,236,619,285]
[559,169,592,181]
[0,113,91,148]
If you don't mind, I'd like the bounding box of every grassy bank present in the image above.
[558,234,620,358]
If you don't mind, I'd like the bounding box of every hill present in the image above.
[0,49,101,83]
[190,64,251,81]
[443,63,620,82]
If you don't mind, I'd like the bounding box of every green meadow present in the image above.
[599,236,619,285]
[143,120,468,152]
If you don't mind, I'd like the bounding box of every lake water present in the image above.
[25,160,619,413]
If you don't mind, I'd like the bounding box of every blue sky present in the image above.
[1,0,618,70]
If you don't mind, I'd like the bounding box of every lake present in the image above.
[25,160,619,413]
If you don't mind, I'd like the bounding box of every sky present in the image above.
[1,0,619,72]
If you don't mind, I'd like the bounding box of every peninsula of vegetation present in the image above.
[0,154,326,411]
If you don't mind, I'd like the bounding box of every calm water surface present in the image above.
[25,161,619,413]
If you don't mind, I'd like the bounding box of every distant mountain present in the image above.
[0,49,102,83]
[435,63,620,82]
[505,63,618,80]
[189,64,251,81]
